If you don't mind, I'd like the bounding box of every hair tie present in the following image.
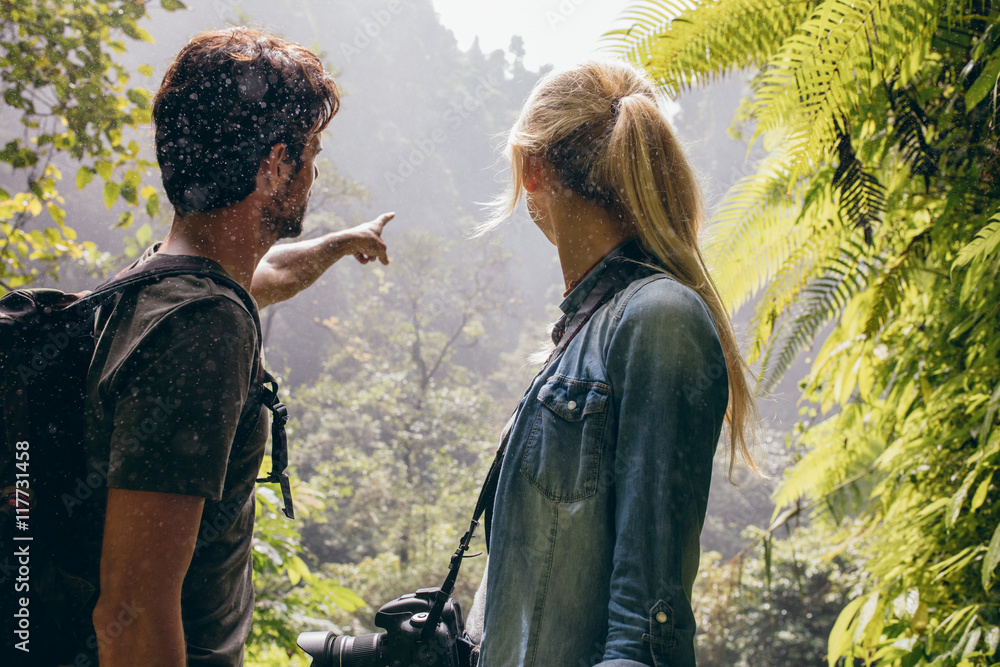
[611,96,625,118]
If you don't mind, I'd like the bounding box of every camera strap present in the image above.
[422,246,655,642]
[480,246,656,550]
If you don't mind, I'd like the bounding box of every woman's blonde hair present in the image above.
[483,57,760,479]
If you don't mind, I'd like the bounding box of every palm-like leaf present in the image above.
[953,214,1000,270]
[751,0,941,176]
[605,0,814,95]
[703,147,803,311]
[756,235,872,390]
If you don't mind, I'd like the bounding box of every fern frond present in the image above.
[603,0,812,95]
[748,213,843,361]
[832,123,887,246]
[604,0,708,53]
[756,235,873,390]
[953,214,1000,270]
[702,149,802,312]
[864,229,930,338]
[887,84,940,187]
[773,403,882,512]
[752,0,941,177]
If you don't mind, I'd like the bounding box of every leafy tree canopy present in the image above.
[0,0,178,291]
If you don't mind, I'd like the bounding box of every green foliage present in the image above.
[0,0,181,292]
[608,0,1000,664]
[248,482,365,666]
[604,0,811,95]
[694,522,868,666]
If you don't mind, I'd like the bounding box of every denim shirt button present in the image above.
[567,400,577,410]
[656,611,668,624]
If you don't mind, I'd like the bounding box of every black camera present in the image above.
[296,586,476,667]
[297,475,497,667]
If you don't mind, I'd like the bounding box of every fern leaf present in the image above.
[887,84,939,186]
[953,215,1000,270]
[751,0,941,177]
[864,229,930,338]
[748,217,842,362]
[756,235,872,390]
[832,123,887,245]
[603,0,812,95]
[702,150,802,312]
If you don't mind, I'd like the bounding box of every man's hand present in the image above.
[346,212,393,265]
[251,212,395,308]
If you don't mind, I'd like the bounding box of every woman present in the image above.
[468,59,759,666]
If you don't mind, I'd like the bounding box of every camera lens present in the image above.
[329,632,383,666]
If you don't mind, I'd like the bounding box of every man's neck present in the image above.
[158,201,275,290]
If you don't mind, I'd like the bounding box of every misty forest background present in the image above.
[4,0,1000,665]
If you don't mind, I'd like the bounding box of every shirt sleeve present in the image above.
[599,279,729,667]
[105,296,257,501]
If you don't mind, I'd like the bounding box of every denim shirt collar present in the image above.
[558,238,643,319]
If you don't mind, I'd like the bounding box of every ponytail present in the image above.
[608,93,761,480]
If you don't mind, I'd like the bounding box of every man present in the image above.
[83,28,391,665]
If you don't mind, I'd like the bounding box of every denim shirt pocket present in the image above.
[642,599,676,667]
[519,375,610,502]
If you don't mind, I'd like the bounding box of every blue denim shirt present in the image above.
[480,241,728,667]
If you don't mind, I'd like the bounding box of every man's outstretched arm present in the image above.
[252,212,394,308]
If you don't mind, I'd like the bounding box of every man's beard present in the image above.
[262,197,307,240]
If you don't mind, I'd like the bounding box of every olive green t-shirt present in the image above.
[83,258,268,666]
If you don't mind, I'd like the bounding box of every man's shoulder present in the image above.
[120,246,257,330]
[132,273,253,318]
[93,273,258,389]
[122,274,256,342]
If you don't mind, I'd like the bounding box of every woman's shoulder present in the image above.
[611,272,716,330]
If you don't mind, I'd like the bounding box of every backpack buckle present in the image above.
[271,401,288,425]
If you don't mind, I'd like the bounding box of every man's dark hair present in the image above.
[152,27,340,215]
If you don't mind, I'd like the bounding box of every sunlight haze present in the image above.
[431,0,637,70]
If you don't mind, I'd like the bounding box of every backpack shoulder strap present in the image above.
[93,253,263,391]
[89,254,258,324]
[255,367,294,519]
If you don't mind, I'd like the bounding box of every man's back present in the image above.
[83,258,267,665]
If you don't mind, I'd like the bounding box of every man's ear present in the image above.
[256,143,294,194]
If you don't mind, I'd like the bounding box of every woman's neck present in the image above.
[550,203,633,291]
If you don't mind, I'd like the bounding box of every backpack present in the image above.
[0,254,293,665]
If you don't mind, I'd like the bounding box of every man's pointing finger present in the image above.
[374,212,395,234]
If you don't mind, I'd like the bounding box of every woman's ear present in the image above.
[522,154,541,193]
